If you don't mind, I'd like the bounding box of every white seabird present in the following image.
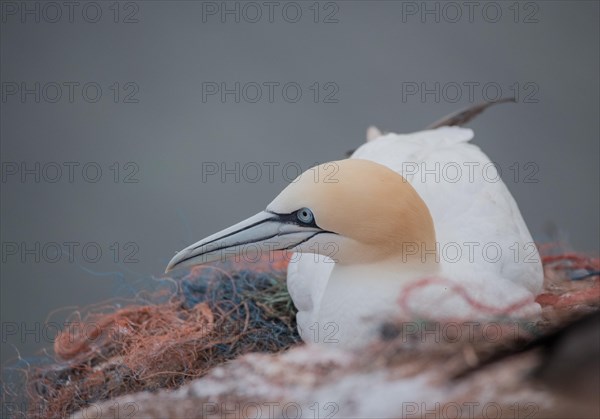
[166,126,543,349]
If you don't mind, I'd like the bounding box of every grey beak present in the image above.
[165,211,322,273]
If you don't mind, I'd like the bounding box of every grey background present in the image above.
[1,1,598,368]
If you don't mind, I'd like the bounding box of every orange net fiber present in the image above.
[2,247,598,418]
[14,251,299,419]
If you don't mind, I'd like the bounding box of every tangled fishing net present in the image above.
[2,246,598,419]
[8,252,298,418]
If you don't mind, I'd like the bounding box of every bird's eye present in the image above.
[296,208,314,225]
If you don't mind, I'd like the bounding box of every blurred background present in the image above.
[1,1,598,369]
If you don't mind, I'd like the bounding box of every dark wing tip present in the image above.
[426,97,516,129]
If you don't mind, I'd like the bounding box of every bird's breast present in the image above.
[309,264,420,349]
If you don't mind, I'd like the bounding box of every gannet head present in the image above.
[166,159,436,272]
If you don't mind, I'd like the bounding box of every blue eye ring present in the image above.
[297,208,314,224]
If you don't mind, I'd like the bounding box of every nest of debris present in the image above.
[3,246,599,419]
[12,252,299,419]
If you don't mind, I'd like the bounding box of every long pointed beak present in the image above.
[165,211,322,273]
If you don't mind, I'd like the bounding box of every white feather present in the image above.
[288,127,543,343]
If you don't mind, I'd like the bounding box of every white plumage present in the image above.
[288,127,543,346]
[167,124,544,349]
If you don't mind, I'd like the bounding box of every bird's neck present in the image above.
[332,253,439,284]
[317,256,439,349]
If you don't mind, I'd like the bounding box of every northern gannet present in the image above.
[166,126,543,348]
